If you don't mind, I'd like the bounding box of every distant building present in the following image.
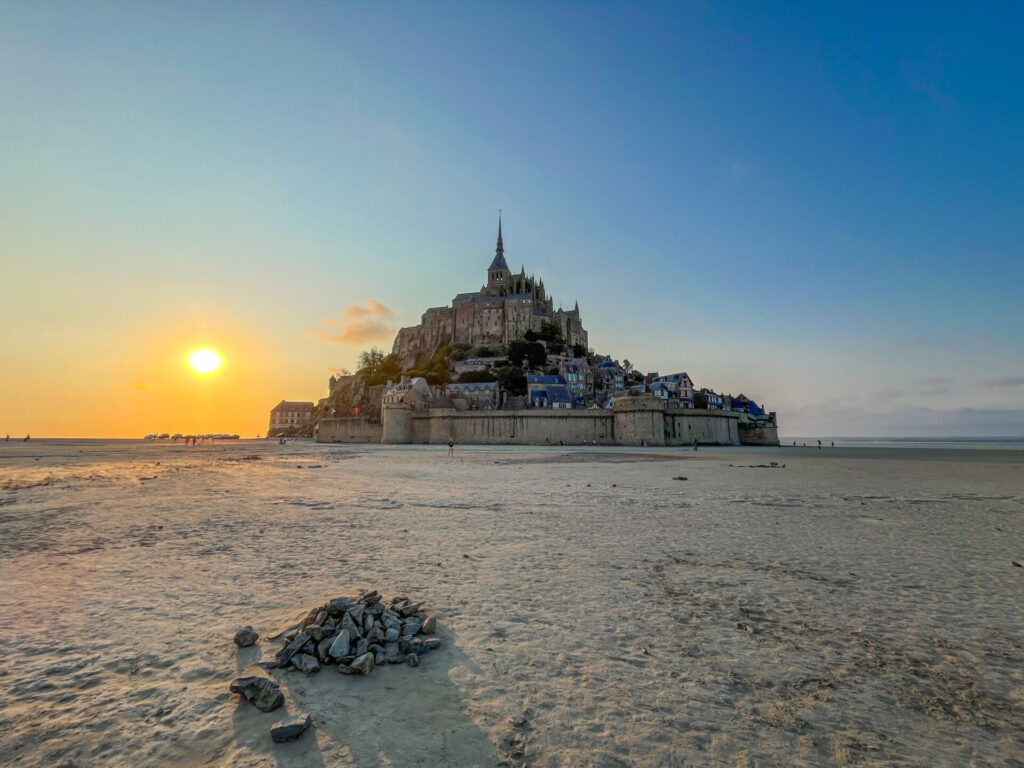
[382,377,433,409]
[652,372,695,408]
[701,389,724,410]
[269,401,314,436]
[446,381,499,410]
[527,374,575,409]
[558,358,592,405]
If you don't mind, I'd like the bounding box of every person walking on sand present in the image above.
[817,439,822,451]
[692,438,698,452]
[447,436,455,457]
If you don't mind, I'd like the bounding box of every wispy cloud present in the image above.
[309,301,398,345]
[980,376,1024,387]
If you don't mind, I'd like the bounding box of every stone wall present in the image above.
[363,396,747,447]
[738,425,780,446]
[664,410,740,446]
[316,417,383,443]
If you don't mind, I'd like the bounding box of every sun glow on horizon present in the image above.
[188,348,222,375]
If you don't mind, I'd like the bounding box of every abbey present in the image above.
[392,216,588,363]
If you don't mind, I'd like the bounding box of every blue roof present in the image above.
[547,386,573,403]
[489,251,509,271]
[527,375,566,385]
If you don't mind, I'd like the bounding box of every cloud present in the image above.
[128,381,155,390]
[980,376,1024,387]
[309,301,398,345]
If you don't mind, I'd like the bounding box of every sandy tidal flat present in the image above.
[1,440,1022,767]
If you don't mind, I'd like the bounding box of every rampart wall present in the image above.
[360,396,746,447]
[738,425,780,446]
[316,417,383,443]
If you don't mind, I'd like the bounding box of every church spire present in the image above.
[496,210,503,254]
[487,210,510,273]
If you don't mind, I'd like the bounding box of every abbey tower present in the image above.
[392,215,588,365]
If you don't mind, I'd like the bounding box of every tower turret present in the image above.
[486,210,511,294]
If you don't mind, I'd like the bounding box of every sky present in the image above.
[1,1,1022,438]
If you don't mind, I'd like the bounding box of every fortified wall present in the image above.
[374,395,742,446]
[316,416,384,443]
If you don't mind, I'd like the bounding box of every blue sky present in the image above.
[1,1,1022,436]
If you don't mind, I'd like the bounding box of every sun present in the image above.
[188,348,222,375]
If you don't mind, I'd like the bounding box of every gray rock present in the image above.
[328,630,351,659]
[300,608,319,628]
[386,652,407,664]
[359,589,381,605]
[399,601,424,617]
[350,652,374,675]
[337,661,359,675]
[317,638,333,663]
[422,636,441,651]
[374,649,387,666]
[276,632,310,666]
[314,611,327,626]
[291,654,320,674]
[270,713,311,743]
[385,627,400,643]
[406,653,419,667]
[340,612,361,638]
[421,616,436,634]
[403,620,421,637]
[398,637,414,655]
[363,613,374,634]
[309,624,330,642]
[301,641,316,655]
[229,676,284,712]
[347,603,365,624]
[327,597,354,617]
[367,624,386,645]
[355,638,369,657]
[257,660,279,671]
[233,626,259,647]
[381,611,402,630]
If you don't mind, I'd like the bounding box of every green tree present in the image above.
[500,368,527,395]
[693,391,708,409]
[507,341,546,371]
[571,343,587,358]
[357,348,386,376]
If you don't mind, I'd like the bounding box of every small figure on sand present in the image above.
[24,434,30,441]
[447,436,455,457]
[4,434,8,441]
[817,440,822,451]
[693,438,698,452]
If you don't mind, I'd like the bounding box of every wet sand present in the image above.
[1,440,1022,767]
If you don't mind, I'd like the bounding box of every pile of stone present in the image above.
[229,590,441,743]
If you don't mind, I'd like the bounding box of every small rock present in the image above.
[257,660,279,671]
[340,612,361,638]
[359,589,381,604]
[350,652,374,675]
[229,676,284,712]
[316,638,333,663]
[421,616,436,634]
[355,638,369,657]
[363,613,374,633]
[422,637,441,651]
[509,715,528,728]
[347,603,365,623]
[276,632,310,666]
[1013,561,1022,568]
[328,630,351,659]
[385,627,400,643]
[233,626,259,648]
[406,653,419,667]
[672,476,688,481]
[399,601,424,617]
[291,654,320,674]
[386,652,407,664]
[270,713,311,743]
[403,620,422,636]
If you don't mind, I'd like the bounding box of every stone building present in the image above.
[392,215,588,365]
[268,400,314,436]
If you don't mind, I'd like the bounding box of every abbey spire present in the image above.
[487,210,510,273]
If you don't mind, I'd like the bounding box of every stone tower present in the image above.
[486,212,511,295]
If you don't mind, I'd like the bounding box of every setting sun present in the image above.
[187,348,222,375]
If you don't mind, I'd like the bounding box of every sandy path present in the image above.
[0,441,1022,767]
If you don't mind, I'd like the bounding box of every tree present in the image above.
[539,321,564,345]
[357,348,386,376]
[693,391,708,409]
[500,368,527,395]
[572,343,587,358]
[622,359,633,372]
[507,340,547,371]
[457,371,498,383]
